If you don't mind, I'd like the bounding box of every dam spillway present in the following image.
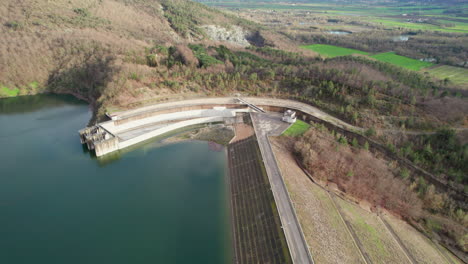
[79,101,252,157]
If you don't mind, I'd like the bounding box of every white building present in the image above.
[282,110,297,124]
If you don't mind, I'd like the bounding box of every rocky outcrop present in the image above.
[201,25,250,47]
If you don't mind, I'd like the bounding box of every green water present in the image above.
[0,95,231,264]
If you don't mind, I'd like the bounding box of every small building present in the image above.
[282,110,297,124]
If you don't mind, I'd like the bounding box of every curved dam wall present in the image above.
[101,108,245,134]
[119,116,225,149]
[84,107,250,157]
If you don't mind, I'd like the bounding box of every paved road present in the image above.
[251,112,314,264]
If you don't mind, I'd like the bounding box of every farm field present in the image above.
[301,45,434,71]
[300,44,369,58]
[227,136,292,264]
[202,2,468,33]
[282,120,311,137]
[334,197,411,263]
[425,65,468,88]
[271,138,365,264]
[370,52,434,71]
[369,18,468,33]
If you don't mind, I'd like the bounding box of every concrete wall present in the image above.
[118,116,225,150]
[101,108,249,134]
[95,137,119,157]
[115,104,244,125]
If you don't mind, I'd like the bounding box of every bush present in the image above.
[365,127,376,137]
[5,21,22,30]
[188,44,222,68]
[363,141,369,150]
[73,8,90,17]
[400,168,410,179]
[338,136,348,145]
[146,54,159,67]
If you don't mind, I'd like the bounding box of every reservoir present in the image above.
[0,95,231,264]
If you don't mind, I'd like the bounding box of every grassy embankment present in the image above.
[282,120,311,137]
[0,86,20,97]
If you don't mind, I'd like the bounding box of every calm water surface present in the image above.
[0,95,231,264]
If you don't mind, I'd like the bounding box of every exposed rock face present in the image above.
[201,25,250,47]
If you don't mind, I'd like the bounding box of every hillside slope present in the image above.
[0,0,292,102]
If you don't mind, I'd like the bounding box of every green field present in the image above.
[425,65,468,88]
[301,45,433,71]
[370,52,433,71]
[204,2,468,33]
[370,18,468,33]
[282,120,311,137]
[301,44,369,58]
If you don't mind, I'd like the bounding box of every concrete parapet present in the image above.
[94,137,119,157]
[80,106,247,157]
[79,124,118,155]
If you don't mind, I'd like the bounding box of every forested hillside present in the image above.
[0,0,293,102]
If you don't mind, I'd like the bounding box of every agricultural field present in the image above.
[282,120,311,137]
[370,18,468,34]
[300,44,369,58]
[301,45,434,71]
[370,52,434,71]
[201,1,468,33]
[425,65,468,88]
[227,136,292,264]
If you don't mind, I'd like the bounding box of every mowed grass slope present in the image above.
[282,120,311,137]
[301,44,369,58]
[426,65,468,88]
[370,52,434,71]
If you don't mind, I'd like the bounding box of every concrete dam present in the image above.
[79,100,252,157]
[79,96,361,157]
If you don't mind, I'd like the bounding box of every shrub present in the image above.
[5,21,22,30]
[146,54,159,67]
[188,44,222,68]
[338,136,348,145]
[363,141,369,150]
[129,73,141,81]
[365,127,376,137]
[400,168,410,179]
[73,8,90,17]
